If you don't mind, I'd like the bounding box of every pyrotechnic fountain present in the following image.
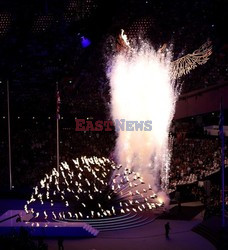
[107,30,212,196]
[108,38,177,193]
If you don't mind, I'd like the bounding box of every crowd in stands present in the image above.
[169,118,228,188]
[0,113,227,193]
[169,137,228,189]
[0,118,116,188]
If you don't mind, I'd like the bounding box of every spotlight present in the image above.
[80,36,91,48]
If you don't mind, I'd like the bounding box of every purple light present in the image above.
[81,36,91,48]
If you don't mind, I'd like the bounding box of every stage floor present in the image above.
[45,219,215,250]
[0,199,216,249]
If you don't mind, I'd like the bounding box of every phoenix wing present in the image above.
[172,40,212,79]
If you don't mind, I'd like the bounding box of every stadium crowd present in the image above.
[169,136,228,189]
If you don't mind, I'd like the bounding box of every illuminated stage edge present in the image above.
[0,210,99,238]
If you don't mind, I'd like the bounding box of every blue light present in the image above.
[81,36,91,48]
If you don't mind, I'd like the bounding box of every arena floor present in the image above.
[0,199,215,250]
[45,219,215,250]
